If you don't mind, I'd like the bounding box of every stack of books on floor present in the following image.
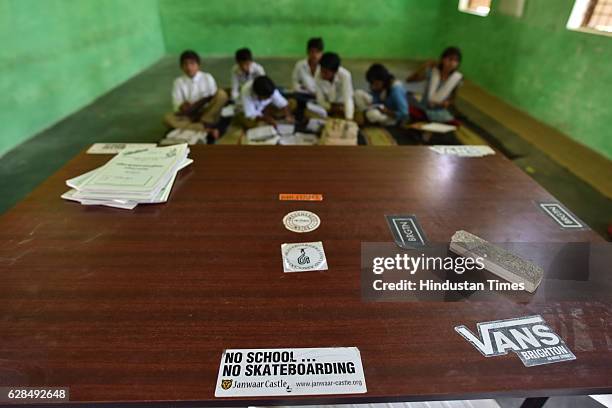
[320,118,358,145]
[244,124,319,146]
[160,128,207,145]
[61,144,192,210]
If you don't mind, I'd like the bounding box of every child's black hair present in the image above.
[252,76,276,98]
[366,63,394,89]
[439,46,462,71]
[179,50,201,65]
[235,47,253,63]
[319,52,341,72]
[307,37,324,52]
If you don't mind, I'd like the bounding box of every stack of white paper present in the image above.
[245,126,280,145]
[306,101,328,118]
[306,118,326,133]
[62,144,192,210]
[276,123,295,136]
[279,132,319,145]
[87,143,157,154]
[429,145,495,157]
[160,128,206,146]
[421,122,457,133]
[221,104,235,118]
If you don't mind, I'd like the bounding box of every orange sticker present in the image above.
[279,193,323,201]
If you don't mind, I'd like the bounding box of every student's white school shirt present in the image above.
[314,66,355,120]
[427,67,463,104]
[171,71,218,111]
[292,58,319,94]
[231,62,266,100]
[239,79,288,119]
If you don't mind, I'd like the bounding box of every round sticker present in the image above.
[282,210,320,233]
[282,242,327,272]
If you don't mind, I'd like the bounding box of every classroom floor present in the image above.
[1,56,610,239]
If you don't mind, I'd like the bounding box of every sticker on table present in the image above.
[281,241,328,272]
[214,347,367,397]
[279,193,323,201]
[455,315,576,367]
[283,210,320,233]
[385,215,427,249]
[429,145,495,157]
[86,143,156,154]
[538,202,584,229]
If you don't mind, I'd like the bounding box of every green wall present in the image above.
[439,0,612,160]
[0,0,165,156]
[2,0,611,161]
[159,0,445,58]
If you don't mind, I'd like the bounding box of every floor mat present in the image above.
[361,127,398,146]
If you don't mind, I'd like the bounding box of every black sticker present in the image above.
[538,202,584,229]
[385,215,427,249]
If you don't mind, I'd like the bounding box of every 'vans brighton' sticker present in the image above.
[385,215,427,249]
[214,347,367,397]
[538,202,584,229]
[455,315,576,367]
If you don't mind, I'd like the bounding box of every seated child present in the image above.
[231,48,265,101]
[235,76,293,129]
[312,52,355,120]
[354,63,408,126]
[291,37,324,96]
[406,46,463,123]
[164,50,228,140]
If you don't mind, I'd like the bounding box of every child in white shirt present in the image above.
[164,50,228,140]
[231,48,265,101]
[236,76,293,129]
[291,37,323,96]
[312,52,355,120]
[406,46,463,123]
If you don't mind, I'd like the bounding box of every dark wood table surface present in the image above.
[0,146,610,407]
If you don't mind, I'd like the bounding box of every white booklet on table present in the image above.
[77,144,188,195]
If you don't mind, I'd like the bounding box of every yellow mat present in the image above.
[455,125,489,146]
[217,124,243,145]
[361,127,398,146]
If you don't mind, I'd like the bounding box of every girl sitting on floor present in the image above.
[354,63,409,126]
[406,46,463,124]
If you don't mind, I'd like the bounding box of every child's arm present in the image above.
[291,62,302,92]
[230,70,240,100]
[315,85,331,111]
[406,60,435,82]
[342,75,355,120]
[172,80,188,113]
[386,85,408,120]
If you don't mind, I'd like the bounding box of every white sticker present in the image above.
[455,315,576,367]
[429,145,495,157]
[281,241,328,272]
[538,202,584,229]
[215,347,367,397]
[283,210,321,233]
[86,143,156,154]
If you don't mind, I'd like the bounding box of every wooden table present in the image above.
[0,146,609,407]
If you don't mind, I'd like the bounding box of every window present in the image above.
[458,0,492,16]
[567,0,612,35]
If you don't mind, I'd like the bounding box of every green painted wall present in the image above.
[439,0,612,160]
[0,0,165,156]
[3,0,611,160]
[159,0,445,58]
